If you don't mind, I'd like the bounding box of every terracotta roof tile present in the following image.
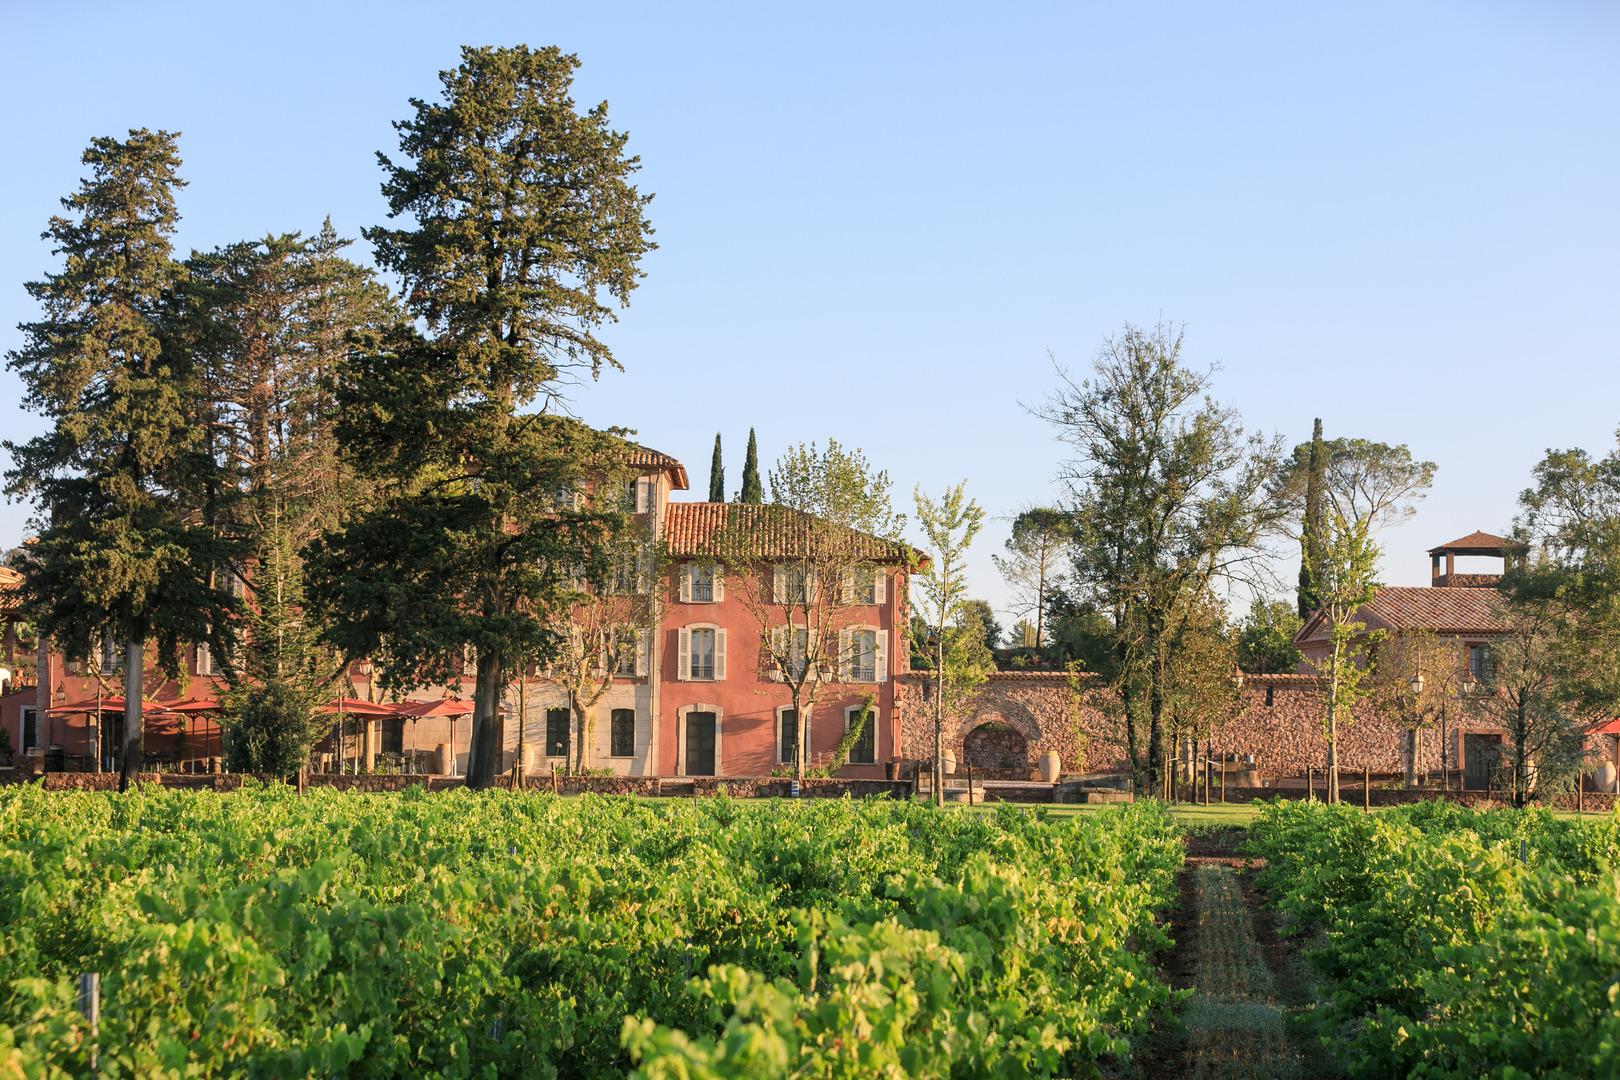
[626,446,688,490]
[1428,530,1517,556]
[663,502,914,563]
[1296,585,1507,644]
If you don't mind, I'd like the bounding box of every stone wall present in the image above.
[962,727,1029,770]
[897,672,1543,778]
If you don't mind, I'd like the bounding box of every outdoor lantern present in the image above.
[1230,666,1245,691]
[1410,673,1425,696]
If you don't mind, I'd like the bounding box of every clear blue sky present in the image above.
[3,1,1617,626]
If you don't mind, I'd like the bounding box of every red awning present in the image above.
[165,697,222,713]
[1588,717,1620,736]
[317,697,400,717]
[396,698,475,718]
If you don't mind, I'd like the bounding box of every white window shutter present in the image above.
[875,630,889,683]
[635,631,649,677]
[838,629,852,680]
[715,629,727,681]
[677,628,691,682]
[197,641,212,677]
[680,563,693,603]
[874,569,886,604]
[713,564,725,602]
[636,477,650,514]
[770,627,785,682]
[842,569,855,605]
[773,565,786,604]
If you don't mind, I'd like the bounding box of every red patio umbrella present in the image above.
[44,696,174,716]
[1588,717,1620,736]
[164,698,223,774]
[397,698,476,776]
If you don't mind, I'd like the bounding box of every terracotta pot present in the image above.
[1596,762,1617,794]
[435,742,454,775]
[941,750,957,775]
[1038,751,1062,783]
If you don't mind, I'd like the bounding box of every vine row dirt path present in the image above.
[1132,835,1336,1079]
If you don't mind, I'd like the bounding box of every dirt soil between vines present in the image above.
[1125,831,1337,1080]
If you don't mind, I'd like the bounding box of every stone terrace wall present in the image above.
[898,673,1461,777]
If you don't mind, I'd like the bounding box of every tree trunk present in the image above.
[933,638,944,808]
[466,648,503,789]
[120,635,144,793]
[1146,677,1164,799]
[1325,652,1339,804]
[792,682,806,784]
[1404,727,1418,789]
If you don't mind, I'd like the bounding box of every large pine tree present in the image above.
[4,130,234,790]
[307,46,655,788]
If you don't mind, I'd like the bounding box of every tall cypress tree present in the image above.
[4,130,233,791]
[707,433,724,502]
[307,46,655,789]
[738,428,763,503]
[1298,418,1327,619]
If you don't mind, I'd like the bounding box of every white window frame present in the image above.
[770,625,816,683]
[677,624,726,682]
[680,561,724,604]
[606,706,640,759]
[20,707,38,753]
[774,703,808,766]
[844,703,879,765]
[635,475,652,514]
[196,637,215,677]
[836,625,887,683]
[842,566,887,606]
[675,703,724,776]
[773,564,817,605]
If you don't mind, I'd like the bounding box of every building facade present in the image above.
[1,445,913,780]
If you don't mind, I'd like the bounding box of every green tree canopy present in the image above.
[307,46,655,789]
[1235,598,1303,675]
[4,129,234,790]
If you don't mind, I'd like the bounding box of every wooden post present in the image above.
[1578,772,1584,814]
[1307,767,1313,803]
[1220,753,1227,804]
[1364,765,1370,812]
[966,763,973,806]
[78,972,99,1072]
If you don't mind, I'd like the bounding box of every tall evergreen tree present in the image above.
[306,46,655,789]
[738,428,763,503]
[189,222,398,772]
[3,130,234,791]
[1297,418,1326,618]
[707,433,725,502]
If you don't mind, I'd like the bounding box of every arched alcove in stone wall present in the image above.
[947,703,1042,759]
[963,722,1029,769]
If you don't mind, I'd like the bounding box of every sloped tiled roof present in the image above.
[626,446,689,490]
[0,567,21,616]
[1295,585,1507,645]
[664,502,916,564]
[1428,530,1515,556]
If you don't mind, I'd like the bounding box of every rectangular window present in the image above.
[851,567,876,605]
[1469,644,1491,680]
[779,709,799,765]
[610,709,636,757]
[196,641,214,677]
[545,708,570,757]
[613,630,640,676]
[690,628,716,680]
[690,564,714,602]
[21,708,38,752]
[785,566,809,604]
[785,628,809,680]
[97,637,119,673]
[851,630,877,682]
[847,708,876,764]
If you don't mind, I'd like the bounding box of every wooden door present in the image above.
[686,712,716,776]
[1464,734,1501,791]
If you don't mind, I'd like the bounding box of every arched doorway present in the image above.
[962,721,1029,771]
